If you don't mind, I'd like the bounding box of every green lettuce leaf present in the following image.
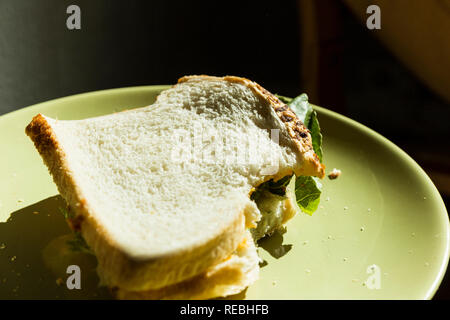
[263,175,293,196]
[284,93,323,163]
[308,110,323,162]
[58,206,74,219]
[277,93,323,162]
[286,93,313,127]
[66,232,93,254]
[294,176,322,216]
[59,206,93,254]
[277,93,324,215]
[251,175,292,200]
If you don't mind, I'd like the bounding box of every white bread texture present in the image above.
[26,75,324,295]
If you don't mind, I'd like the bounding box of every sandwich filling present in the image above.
[250,175,297,240]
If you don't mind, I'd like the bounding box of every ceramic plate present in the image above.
[0,86,448,299]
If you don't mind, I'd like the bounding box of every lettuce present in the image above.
[294,176,322,215]
[59,206,74,219]
[59,206,93,254]
[283,94,312,126]
[308,111,323,162]
[251,175,292,200]
[276,93,324,215]
[279,93,323,162]
[66,231,93,254]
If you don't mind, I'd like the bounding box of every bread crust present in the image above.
[178,75,325,179]
[26,114,248,291]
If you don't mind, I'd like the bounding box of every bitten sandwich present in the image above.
[26,75,325,299]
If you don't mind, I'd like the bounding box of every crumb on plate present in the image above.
[328,168,342,180]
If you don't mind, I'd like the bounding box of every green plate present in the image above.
[0,86,448,300]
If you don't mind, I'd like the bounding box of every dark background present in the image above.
[0,0,448,299]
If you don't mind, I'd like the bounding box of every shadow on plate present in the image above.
[257,227,293,262]
[0,195,111,299]
[0,196,293,300]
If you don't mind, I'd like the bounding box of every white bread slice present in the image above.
[116,230,259,300]
[26,75,324,292]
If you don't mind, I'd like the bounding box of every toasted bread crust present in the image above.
[26,114,248,291]
[178,75,325,179]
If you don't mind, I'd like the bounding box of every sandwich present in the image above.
[25,75,325,299]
